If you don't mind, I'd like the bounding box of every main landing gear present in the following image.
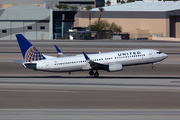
[89,70,94,76]
[89,70,99,77]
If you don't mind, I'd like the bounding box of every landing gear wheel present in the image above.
[94,72,99,77]
[89,70,94,76]
[152,66,155,70]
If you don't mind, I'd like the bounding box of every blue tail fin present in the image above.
[16,34,46,62]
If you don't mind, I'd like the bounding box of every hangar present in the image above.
[0,0,104,40]
[0,0,104,9]
[0,5,77,40]
[0,5,51,40]
[75,1,180,38]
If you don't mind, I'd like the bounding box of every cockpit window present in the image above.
[157,52,162,54]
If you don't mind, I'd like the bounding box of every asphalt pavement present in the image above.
[0,40,180,119]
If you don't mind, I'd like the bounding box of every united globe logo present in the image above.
[25,46,46,62]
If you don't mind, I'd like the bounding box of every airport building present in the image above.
[0,5,52,40]
[0,0,104,40]
[59,0,105,8]
[0,0,105,9]
[75,1,180,38]
[2,0,180,40]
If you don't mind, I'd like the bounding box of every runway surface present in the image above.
[1,109,180,120]
[0,40,180,119]
[1,78,180,109]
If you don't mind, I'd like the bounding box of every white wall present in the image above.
[11,21,23,40]
[24,21,37,40]
[0,5,50,40]
[0,21,50,40]
[0,21,11,40]
[37,22,49,40]
[105,0,117,5]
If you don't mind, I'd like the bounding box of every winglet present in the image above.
[54,45,68,57]
[54,45,62,53]
[82,52,90,61]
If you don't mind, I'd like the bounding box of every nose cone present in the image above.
[162,53,168,59]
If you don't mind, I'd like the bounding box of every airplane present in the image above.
[15,34,168,77]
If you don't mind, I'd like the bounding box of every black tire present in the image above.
[89,71,94,76]
[94,72,99,77]
[152,66,155,69]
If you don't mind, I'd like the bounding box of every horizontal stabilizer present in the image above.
[13,60,24,64]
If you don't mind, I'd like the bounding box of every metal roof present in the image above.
[0,5,50,20]
[0,0,96,4]
[6,5,46,10]
[92,1,180,12]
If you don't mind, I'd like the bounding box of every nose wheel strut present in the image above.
[151,63,155,70]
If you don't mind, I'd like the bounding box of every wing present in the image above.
[42,54,56,59]
[82,52,108,70]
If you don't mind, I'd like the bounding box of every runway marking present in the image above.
[0,89,74,93]
[1,82,180,87]
[171,81,180,83]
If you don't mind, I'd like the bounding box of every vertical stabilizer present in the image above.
[16,34,46,62]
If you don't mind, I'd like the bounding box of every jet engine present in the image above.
[108,63,123,72]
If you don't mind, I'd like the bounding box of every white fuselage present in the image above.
[24,49,168,72]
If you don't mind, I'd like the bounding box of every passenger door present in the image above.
[149,51,153,58]
[43,62,49,69]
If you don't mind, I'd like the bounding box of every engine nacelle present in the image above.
[108,63,123,72]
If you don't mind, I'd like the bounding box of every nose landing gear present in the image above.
[151,63,155,70]
[152,66,155,69]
